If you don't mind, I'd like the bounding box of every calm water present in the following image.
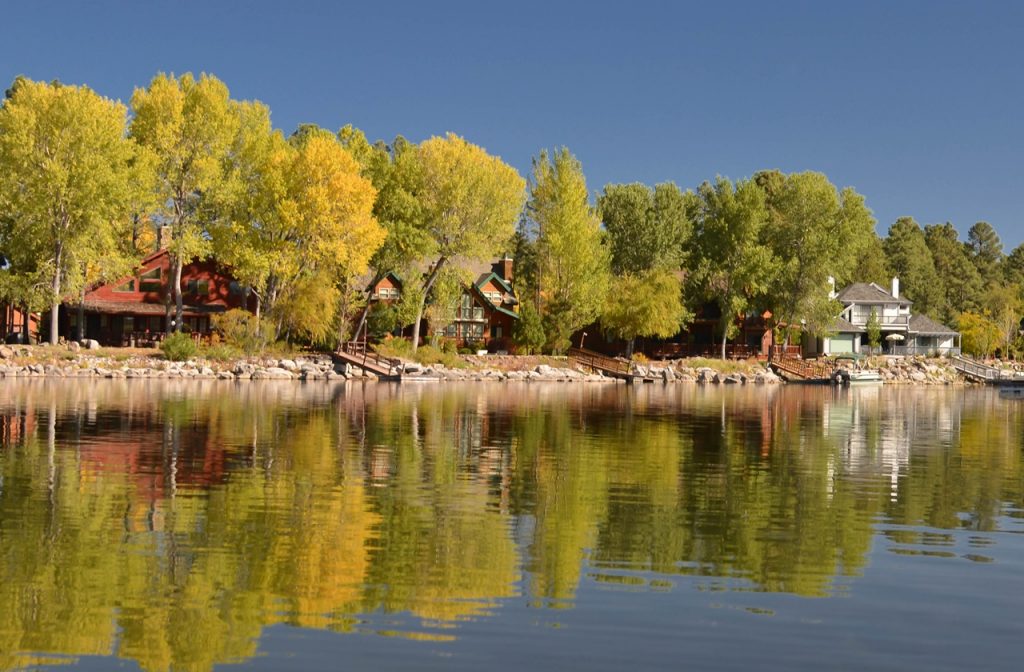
[0,380,1022,671]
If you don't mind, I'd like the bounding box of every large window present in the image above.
[113,279,135,293]
[186,279,211,296]
[139,267,162,293]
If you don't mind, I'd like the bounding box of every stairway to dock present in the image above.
[950,355,1024,385]
[334,341,402,380]
[568,347,656,383]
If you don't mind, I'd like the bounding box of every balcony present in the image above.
[849,313,909,327]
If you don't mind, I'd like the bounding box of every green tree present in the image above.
[982,283,1021,358]
[866,308,882,352]
[688,177,775,359]
[410,134,525,351]
[528,148,610,352]
[598,181,689,274]
[0,78,143,344]
[1004,243,1024,287]
[924,222,983,323]
[601,270,690,357]
[757,170,876,341]
[513,299,546,354]
[130,72,240,333]
[883,217,942,317]
[957,310,1002,358]
[966,220,1004,287]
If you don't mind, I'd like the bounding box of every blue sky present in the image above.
[4,0,1024,248]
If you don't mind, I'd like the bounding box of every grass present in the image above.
[679,357,764,374]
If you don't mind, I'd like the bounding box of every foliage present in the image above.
[598,181,689,274]
[757,170,876,338]
[601,270,690,356]
[924,222,983,323]
[883,217,942,317]
[202,343,243,361]
[212,308,266,354]
[409,133,526,350]
[957,310,1002,358]
[0,78,144,344]
[966,220,1004,287]
[160,332,198,361]
[865,308,882,350]
[982,283,1021,357]
[274,271,342,348]
[130,72,240,331]
[513,300,546,354]
[526,148,610,352]
[688,177,775,359]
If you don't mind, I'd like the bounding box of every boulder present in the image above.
[81,339,100,350]
[278,359,298,371]
[0,345,14,360]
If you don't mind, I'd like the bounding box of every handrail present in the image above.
[568,347,632,376]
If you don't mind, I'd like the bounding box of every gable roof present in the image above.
[836,282,912,305]
[474,271,513,294]
[831,316,864,333]
[908,313,958,336]
[468,283,519,319]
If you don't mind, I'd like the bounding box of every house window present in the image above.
[229,281,248,297]
[494,326,502,339]
[378,287,400,300]
[465,323,484,339]
[113,279,135,293]
[444,323,457,337]
[186,279,210,295]
[485,291,502,304]
[139,267,161,293]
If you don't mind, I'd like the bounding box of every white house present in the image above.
[805,278,961,356]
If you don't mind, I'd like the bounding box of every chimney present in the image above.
[499,254,513,285]
[157,225,173,250]
[891,277,899,299]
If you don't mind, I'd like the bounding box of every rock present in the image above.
[910,370,927,382]
[723,374,742,384]
[0,345,12,359]
[278,359,298,371]
[217,371,236,380]
[326,371,347,380]
[663,367,676,383]
[81,339,100,350]
[67,341,81,352]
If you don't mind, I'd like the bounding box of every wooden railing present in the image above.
[568,347,632,377]
[951,355,1001,382]
[771,355,836,381]
[339,340,400,376]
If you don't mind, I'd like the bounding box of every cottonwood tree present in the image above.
[688,177,775,359]
[601,269,689,357]
[410,134,525,351]
[528,148,609,352]
[0,78,143,344]
[130,72,240,333]
[757,170,874,342]
[598,181,689,275]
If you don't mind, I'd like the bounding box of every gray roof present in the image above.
[836,282,912,305]
[831,317,864,333]
[908,313,958,336]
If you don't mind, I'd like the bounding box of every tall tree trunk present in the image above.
[76,287,86,342]
[49,242,63,345]
[411,257,446,352]
[721,327,728,361]
[626,338,635,358]
[173,257,184,332]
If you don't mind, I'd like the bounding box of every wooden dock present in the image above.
[334,341,402,380]
[769,355,836,383]
[568,347,646,383]
[951,355,1024,386]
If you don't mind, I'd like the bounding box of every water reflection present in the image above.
[0,380,1021,671]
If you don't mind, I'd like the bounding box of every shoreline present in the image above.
[0,344,991,386]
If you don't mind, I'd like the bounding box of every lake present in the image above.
[0,380,1021,671]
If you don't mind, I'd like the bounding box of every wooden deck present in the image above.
[769,355,836,383]
[568,347,635,381]
[951,355,1024,386]
[334,341,401,379]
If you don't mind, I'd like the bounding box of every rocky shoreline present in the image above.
[0,343,996,385]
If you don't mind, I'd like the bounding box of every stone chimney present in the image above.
[891,277,899,299]
[157,225,173,250]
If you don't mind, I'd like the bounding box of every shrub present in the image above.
[161,332,197,361]
[203,343,242,361]
[212,309,266,355]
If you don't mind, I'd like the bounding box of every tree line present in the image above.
[1,73,1021,357]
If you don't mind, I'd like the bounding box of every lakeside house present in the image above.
[804,277,961,357]
[60,247,256,346]
[366,256,520,352]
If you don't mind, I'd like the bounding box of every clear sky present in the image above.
[3,0,1023,248]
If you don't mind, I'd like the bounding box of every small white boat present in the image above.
[843,369,883,385]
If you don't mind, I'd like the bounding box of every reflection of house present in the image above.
[367,257,519,352]
[60,248,255,346]
[806,278,960,356]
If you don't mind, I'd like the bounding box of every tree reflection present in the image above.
[0,380,1021,670]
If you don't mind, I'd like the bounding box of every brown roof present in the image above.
[836,282,912,305]
[908,313,958,335]
[78,300,226,317]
